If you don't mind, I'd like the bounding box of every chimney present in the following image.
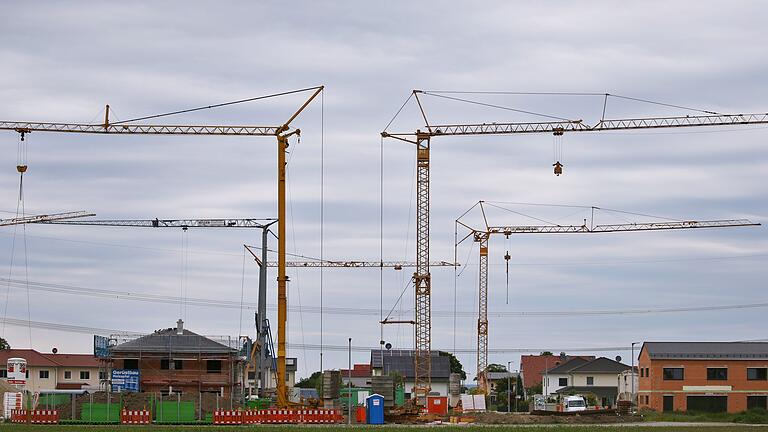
[176,319,184,335]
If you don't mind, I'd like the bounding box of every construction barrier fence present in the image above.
[9,409,60,424]
[212,408,343,425]
[120,409,151,424]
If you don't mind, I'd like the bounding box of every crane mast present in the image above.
[382,89,768,402]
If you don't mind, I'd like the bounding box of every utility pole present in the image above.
[348,337,352,425]
[631,342,639,412]
[507,361,513,413]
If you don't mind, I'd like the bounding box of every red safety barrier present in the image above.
[10,409,59,424]
[213,409,243,425]
[120,409,151,424]
[248,408,343,424]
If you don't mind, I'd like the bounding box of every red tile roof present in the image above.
[519,355,595,389]
[0,349,98,368]
[0,349,59,367]
[339,363,371,378]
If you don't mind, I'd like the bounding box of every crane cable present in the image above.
[2,132,33,346]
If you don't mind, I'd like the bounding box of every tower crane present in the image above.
[1,86,323,407]
[381,89,768,401]
[456,201,760,393]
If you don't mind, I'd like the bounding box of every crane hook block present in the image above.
[553,161,563,176]
[16,165,28,173]
[504,252,511,261]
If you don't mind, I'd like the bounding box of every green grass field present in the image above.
[2,426,768,431]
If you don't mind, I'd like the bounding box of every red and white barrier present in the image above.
[10,409,59,424]
[212,409,243,425]
[120,409,151,424]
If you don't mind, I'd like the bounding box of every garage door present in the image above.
[686,396,727,413]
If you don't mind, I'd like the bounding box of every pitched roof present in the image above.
[544,357,591,374]
[569,357,629,374]
[111,328,236,354]
[370,349,441,369]
[370,350,451,380]
[519,355,595,388]
[46,353,100,368]
[0,349,59,367]
[340,364,372,378]
[641,342,768,360]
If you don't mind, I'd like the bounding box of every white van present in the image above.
[562,395,587,412]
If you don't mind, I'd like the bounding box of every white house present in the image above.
[543,357,631,407]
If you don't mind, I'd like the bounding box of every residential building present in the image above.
[370,350,451,397]
[340,363,372,388]
[520,354,594,393]
[638,342,768,413]
[0,349,102,393]
[543,357,630,407]
[109,320,240,395]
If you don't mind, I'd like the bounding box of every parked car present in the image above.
[562,395,587,412]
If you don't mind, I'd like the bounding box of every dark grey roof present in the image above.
[370,349,440,369]
[111,328,237,354]
[642,342,768,360]
[372,350,450,380]
[570,357,629,374]
[555,386,618,398]
[544,357,590,374]
[486,371,519,380]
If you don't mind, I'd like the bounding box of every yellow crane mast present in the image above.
[382,89,768,402]
[0,86,323,407]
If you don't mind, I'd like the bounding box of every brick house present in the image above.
[0,349,102,392]
[110,320,239,395]
[638,342,768,413]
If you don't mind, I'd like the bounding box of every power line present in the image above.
[3,276,766,319]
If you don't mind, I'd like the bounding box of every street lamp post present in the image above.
[507,361,513,413]
[631,342,639,411]
[348,337,352,425]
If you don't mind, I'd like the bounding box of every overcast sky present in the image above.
[0,1,766,382]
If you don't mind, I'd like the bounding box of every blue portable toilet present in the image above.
[366,393,385,425]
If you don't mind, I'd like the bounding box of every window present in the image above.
[25,370,29,379]
[645,368,650,377]
[64,371,71,380]
[80,371,90,380]
[99,371,106,380]
[207,360,222,374]
[748,368,768,381]
[640,369,644,378]
[247,371,255,380]
[687,395,727,413]
[39,370,50,379]
[663,368,684,380]
[645,395,650,405]
[161,359,183,370]
[558,377,567,386]
[0,369,6,378]
[707,368,728,381]
[747,396,767,410]
[586,376,594,386]
[123,359,139,369]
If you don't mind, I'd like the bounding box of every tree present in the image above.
[295,371,322,389]
[0,337,9,350]
[540,351,553,356]
[439,351,467,380]
[486,363,507,373]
